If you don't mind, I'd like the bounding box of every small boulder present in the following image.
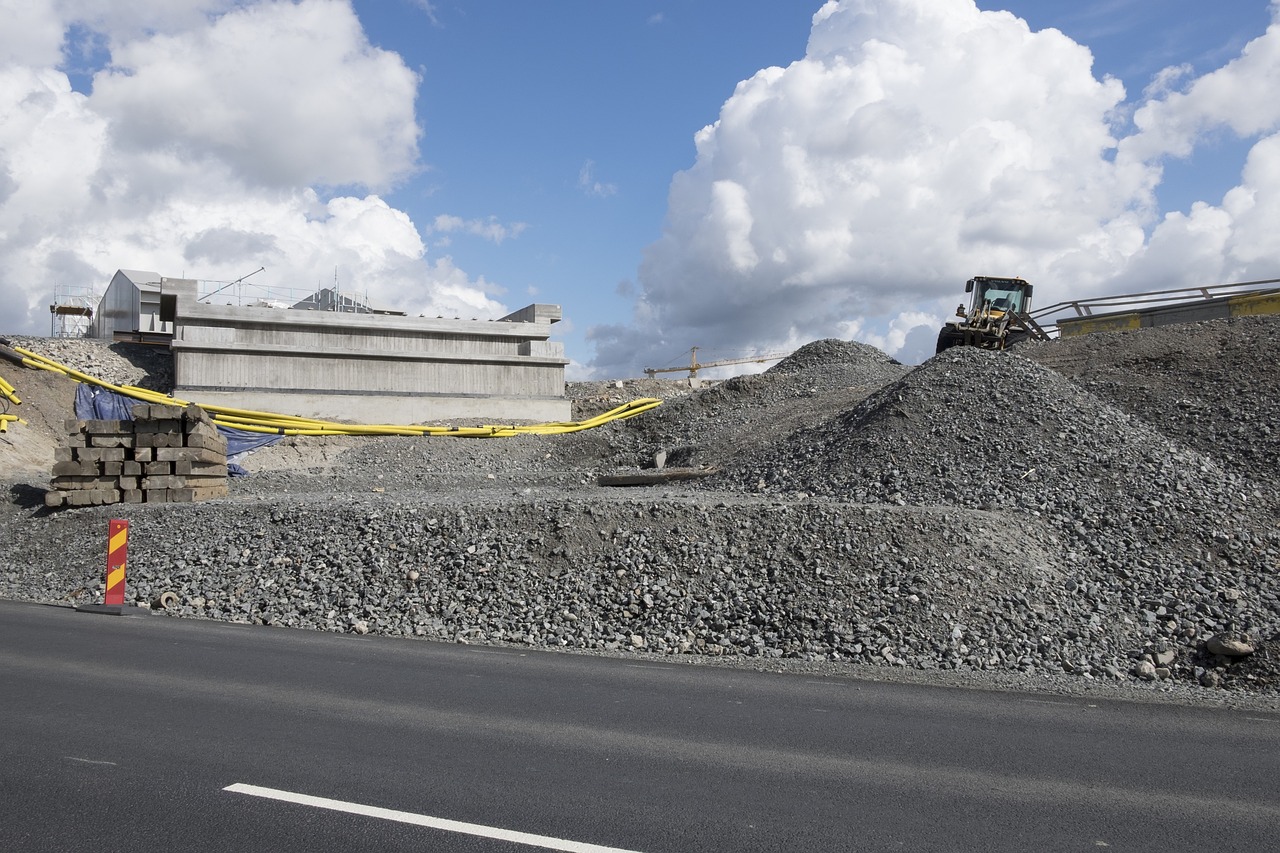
[1131,660,1157,681]
[1206,635,1254,657]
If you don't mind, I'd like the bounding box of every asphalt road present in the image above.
[2,599,1278,852]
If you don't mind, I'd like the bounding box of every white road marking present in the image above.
[1023,699,1079,707]
[64,757,118,766]
[223,783,647,853]
[1244,716,1279,724]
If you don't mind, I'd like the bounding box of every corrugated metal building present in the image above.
[92,269,169,339]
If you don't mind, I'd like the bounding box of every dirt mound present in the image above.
[725,345,1258,513]
[0,360,78,478]
[577,338,911,472]
[567,377,700,420]
[3,322,1279,698]
[719,345,1275,553]
[707,344,1279,688]
[2,336,174,391]
[766,338,902,379]
[1023,315,1280,478]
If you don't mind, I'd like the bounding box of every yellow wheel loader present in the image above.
[935,276,1046,354]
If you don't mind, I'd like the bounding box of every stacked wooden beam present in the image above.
[46,403,229,508]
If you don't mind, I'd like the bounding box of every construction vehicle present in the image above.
[935,276,1047,353]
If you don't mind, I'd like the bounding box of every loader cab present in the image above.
[967,277,1033,315]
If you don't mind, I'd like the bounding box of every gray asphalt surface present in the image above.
[2,599,1278,852]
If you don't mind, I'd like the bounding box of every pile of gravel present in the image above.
[3,335,173,391]
[2,319,1278,698]
[569,339,910,471]
[708,345,1279,687]
[1022,316,1280,479]
[765,338,903,378]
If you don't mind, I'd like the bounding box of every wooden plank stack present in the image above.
[46,403,229,508]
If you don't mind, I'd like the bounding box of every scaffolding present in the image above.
[49,284,99,338]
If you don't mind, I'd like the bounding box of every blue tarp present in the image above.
[74,383,135,421]
[73,385,280,476]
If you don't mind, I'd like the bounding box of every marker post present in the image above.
[75,519,146,616]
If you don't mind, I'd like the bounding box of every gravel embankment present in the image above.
[2,319,1277,707]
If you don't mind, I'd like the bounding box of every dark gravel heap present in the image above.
[766,338,904,378]
[2,318,1278,699]
[1022,316,1280,479]
[568,338,909,471]
[707,345,1279,687]
[3,335,173,391]
[0,492,1084,669]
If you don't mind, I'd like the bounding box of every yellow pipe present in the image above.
[0,375,20,405]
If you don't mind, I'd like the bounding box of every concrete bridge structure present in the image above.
[160,278,571,424]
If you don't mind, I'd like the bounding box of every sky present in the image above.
[1,0,1277,378]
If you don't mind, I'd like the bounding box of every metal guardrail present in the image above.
[1025,278,1280,336]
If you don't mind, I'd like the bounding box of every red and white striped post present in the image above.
[104,519,129,606]
[77,519,136,615]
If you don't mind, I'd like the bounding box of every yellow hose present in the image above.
[10,345,660,437]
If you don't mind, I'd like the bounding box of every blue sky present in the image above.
[368,0,1277,372]
[2,1,1278,376]
[362,2,820,364]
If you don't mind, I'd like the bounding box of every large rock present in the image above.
[1206,635,1254,657]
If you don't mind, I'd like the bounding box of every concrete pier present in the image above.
[162,279,571,423]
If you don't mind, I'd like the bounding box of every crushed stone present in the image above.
[1,318,1278,707]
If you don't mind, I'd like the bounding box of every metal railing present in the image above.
[196,279,374,313]
[1025,277,1280,336]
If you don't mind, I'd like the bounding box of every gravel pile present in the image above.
[1022,316,1280,479]
[3,335,173,391]
[0,493,1057,657]
[709,345,1280,688]
[566,339,909,472]
[2,319,1278,700]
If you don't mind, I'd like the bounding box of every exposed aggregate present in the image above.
[2,317,1278,704]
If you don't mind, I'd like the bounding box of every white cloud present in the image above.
[431,214,529,244]
[1107,9,1280,292]
[0,1,65,67]
[1123,14,1280,163]
[839,310,937,365]
[91,1,420,190]
[589,0,1280,377]
[0,0,504,335]
[407,0,442,28]
[578,160,618,198]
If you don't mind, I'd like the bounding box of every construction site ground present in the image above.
[1,318,1278,711]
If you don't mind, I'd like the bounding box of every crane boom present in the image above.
[644,347,790,378]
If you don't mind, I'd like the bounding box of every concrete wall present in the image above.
[1057,288,1280,337]
[163,279,571,423]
